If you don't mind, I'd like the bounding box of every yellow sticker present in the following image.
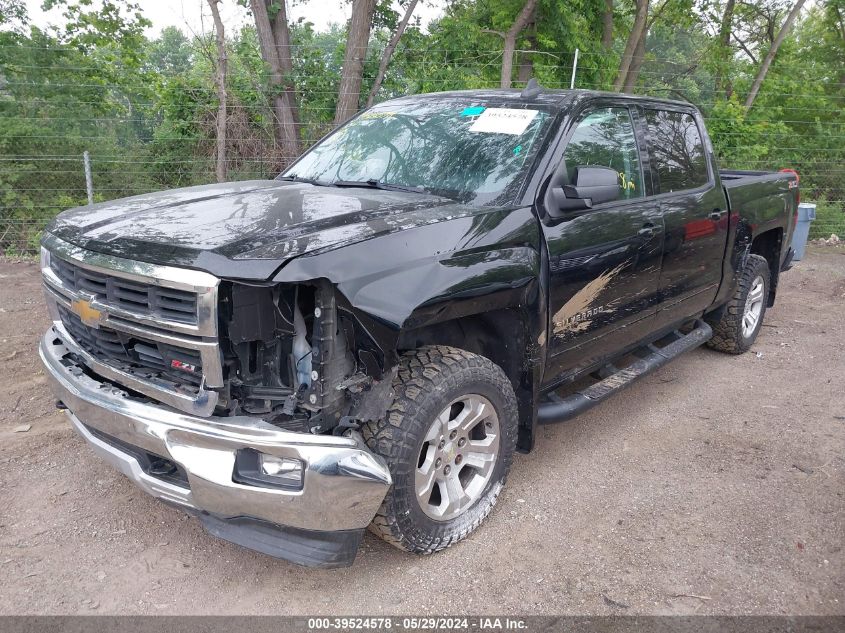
[619,172,636,191]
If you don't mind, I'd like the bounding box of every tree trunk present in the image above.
[620,0,674,93]
[207,0,227,183]
[714,0,736,97]
[622,28,645,92]
[612,0,648,92]
[251,0,300,163]
[834,5,845,43]
[602,0,613,49]
[335,0,377,125]
[516,25,536,84]
[271,0,301,161]
[516,51,534,84]
[366,0,419,106]
[834,5,845,85]
[744,0,807,110]
[500,0,538,89]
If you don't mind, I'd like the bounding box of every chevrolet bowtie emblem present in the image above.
[70,298,104,328]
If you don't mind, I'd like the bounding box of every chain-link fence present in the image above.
[0,152,284,256]
[4,149,842,258]
[2,52,843,256]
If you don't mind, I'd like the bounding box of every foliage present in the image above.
[706,98,789,165]
[1,0,844,253]
[809,200,845,241]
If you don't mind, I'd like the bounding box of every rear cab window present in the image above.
[644,110,710,193]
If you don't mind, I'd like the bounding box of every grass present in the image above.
[808,199,845,240]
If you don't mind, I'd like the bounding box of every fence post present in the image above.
[83,151,93,205]
[570,48,579,89]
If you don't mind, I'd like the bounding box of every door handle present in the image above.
[709,209,724,221]
[638,223,661,237]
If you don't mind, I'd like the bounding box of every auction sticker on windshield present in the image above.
[469,108,539,134]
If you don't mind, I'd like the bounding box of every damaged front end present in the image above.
[39,236,394,568]
[219,279,398,436]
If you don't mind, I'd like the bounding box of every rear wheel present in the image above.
[361,346,518,554]
[706,254,770,354]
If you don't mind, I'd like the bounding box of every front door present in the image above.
[540,106,664,387]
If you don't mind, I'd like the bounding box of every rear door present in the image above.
[643,109,729,326]
[539,105,664,386]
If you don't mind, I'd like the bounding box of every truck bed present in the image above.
[719,168,798,271]
[719,168,797,205]
[719,169,795,190]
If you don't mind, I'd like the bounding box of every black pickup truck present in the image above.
[38,86,798,568]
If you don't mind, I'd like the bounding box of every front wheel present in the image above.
[361,346,518,554]
[706,254,770,354]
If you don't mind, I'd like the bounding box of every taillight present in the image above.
[780,167,800,183]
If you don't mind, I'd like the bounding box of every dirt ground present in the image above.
[0,248,842,616]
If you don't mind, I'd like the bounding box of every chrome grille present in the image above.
[51,256,199,325]
[58,305,204,391]
[41,233,222,416]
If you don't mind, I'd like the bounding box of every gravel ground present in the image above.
[0,248,843,616]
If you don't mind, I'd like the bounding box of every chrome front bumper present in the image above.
[39,327,392,566]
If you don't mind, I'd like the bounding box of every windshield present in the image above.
[281,99,554,204]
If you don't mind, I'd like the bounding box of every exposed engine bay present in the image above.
[218,281,397,435]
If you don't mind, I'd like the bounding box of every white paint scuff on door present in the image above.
[551,262,628,336]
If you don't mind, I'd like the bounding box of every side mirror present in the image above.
[548,186,591,212]
[564,166,621,206]
[547,165,621,218]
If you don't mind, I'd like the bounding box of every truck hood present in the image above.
[46,180,475,280]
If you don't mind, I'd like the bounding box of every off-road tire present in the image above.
[706,254,770,354]
[361,345,518,554]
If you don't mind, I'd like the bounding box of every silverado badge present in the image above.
[551,261,628,337]
[70,298,104,329]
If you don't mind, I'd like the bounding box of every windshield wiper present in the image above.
[278,174,332,187]
[332,179,426,194]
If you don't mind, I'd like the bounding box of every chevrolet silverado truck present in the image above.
[38,86,798,568]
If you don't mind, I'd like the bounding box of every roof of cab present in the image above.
[380,88,697,112]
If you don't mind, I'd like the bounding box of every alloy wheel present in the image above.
[415,394,500,521]
[742,275,766,338]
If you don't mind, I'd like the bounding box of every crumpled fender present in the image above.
[273,206,543,359]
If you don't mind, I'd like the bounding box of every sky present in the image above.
[23,0,447,38]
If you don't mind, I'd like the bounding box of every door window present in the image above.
[645,110,709,193]
[562,107,643,200]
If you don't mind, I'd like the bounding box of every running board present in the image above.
[537,321,713,424]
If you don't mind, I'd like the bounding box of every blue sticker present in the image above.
[460,106,485,117]
[513,145,523,155]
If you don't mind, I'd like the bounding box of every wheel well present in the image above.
[397,309,526,391]
[397,308,535,450]
[751,228,782,306]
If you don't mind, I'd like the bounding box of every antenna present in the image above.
[520,78,542,99]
